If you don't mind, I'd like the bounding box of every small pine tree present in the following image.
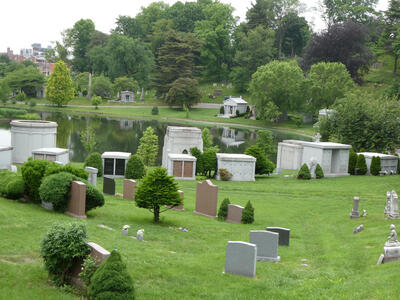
[241,201,254,224]
[88,250,135,300]
[356,154,367,175]
[218,198,230,220]
[315,164,324,179]
[137,127,158,166]
[125,154,146,180]
[297,163,311,180]
[370,156,381,176]
[348,149,357,175]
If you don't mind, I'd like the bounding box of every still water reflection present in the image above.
[0,111,311,163]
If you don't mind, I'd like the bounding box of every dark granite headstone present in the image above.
[103,176,115,195]
[266,227,290,246]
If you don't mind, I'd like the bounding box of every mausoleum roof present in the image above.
[282,140,352,149]
[32,147,68,155]
[168,153,197,161]
[358,152,398,159]
[0,146,13,152]
[101,151,131,159]
[223,97,248,105]
[216,153,256,161]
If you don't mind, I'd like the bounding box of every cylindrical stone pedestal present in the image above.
[350,196,360,218]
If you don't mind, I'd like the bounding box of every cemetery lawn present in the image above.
[1,172,400,299]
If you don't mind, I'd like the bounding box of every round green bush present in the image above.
[348,149,357,175]
[84,152,103,177]
[41,223,89,285]
[356,154,367,175]
[21,159,58,203]
[218,198,230,220]
[125,154,146,180]
[370,156,381,176]
[88,250,135,300]
[242,201,254,224]
[297,163,311,180]
[6,177,25,199]
[151,106,159,115]
[44,163,89,180]
[84,183,105,212]
[0,170,18,195]
[39,172,75,212]
[315,164,324,179]
[219,106,224,114]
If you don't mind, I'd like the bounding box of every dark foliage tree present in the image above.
[245,145,269,175]
[303,21,373,83]
[165,77,201,108]
[348,149,358,175]
[370,156,381,175]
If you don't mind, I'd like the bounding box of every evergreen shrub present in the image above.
[44,163,88,180]
[39,172,75,212]
[370,156,381,176]
[315,164,324,179]
[84,152,103,177]
[125,155,146,180]
[151,106,159,115]
[242,201,254,224]
[348,149,357,175]
[356,154,367,175]
[297,163,311,180]
[0,170,18,195]
[88,250,135,300]
[218,198,230,220]
[6,177,25,199]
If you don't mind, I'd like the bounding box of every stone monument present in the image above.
[358,152,398,175]
[103,176,115,195]
[123,179,136,201]
[162,126,203,168]
[216,153,256,181]
[225,241,257,277]
[387,190,399,219]
[194,180,218,218]
[266,227,290,246]
[250,230,280,262]
[85,166,98,187]
[350,197,360,219]
[0,146,12,170]
[65,181,87,219]
[378,224,400,264]
[226,204,244,224]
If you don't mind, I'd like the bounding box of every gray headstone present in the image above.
[350,196,360,218]
[103,176,115,195]
[266,227,290,246]
[225,241,256,277]
[85,166,98,187]
[250,230,280,262]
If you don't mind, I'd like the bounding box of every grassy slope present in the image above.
[1,172,400,299]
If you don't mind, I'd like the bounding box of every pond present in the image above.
[0,111,312,164]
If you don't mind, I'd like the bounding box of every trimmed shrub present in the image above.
[0,170,18,195]
[151,106,159,115]
[84,183,105,212]
[265,159,275,175]
[218,198,230,220]
[0,108,27,118]
[6,177,25,199]
[219,106,224,114]
[245,145,268,175]
[41,223,90,285]
[88,250,135,300]
[84,152,103,177]
[21,159,57,203]
[315,164,324,179]
[190,147,203,175]
[241,201,254,224]
[125,154,146,180]
[297,163,311,180]
[44,163,88,180]
[370,156,381,176]
[219,169,232,181]
[348,149,357,175]
[39,172,75,212]
[15,91,27,102]
[79,256,99,287]
[356,154,367,175]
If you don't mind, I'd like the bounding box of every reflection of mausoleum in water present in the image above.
[220,127,245,147]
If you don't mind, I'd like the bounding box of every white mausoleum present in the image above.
[166,153,197,180]
[216,153,256,181]
[358,152,398,175]
[101,152,131,178]
[223,96,248,117]
[0,146,13,170]
[32,148,69,165]
[11,120,57,164]
[277,140,351,177]
[162,126,203,168]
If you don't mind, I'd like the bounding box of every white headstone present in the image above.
[85,166,98,187]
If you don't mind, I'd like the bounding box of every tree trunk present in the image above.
[278,34,283,60]
[87,73,92,99]
[154,206,160,223]
[394,55,398,74]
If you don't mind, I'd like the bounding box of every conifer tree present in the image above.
[46,60,74,107]
[137,127,158,166]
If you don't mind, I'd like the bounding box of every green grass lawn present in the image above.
[1,172,400,299]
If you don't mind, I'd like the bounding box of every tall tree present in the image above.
[64,19,95,72]
[278,13,310,58]
[168,1,205,32]
[6,66,45,97]
[249,60,305,116]
[323,0,379,24]
[154,30,201,98]
[137,127,159,166]
[165,77,201,108]
[382,0,400,73]
[46,61,74,107]
[230,26,276,91]
[194,1,236,81]
[303,21,373,83]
